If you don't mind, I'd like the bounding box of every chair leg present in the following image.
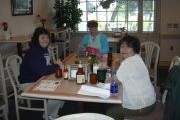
[15,99,20,120]
[4,104,8,120]
[44,99,48,120]
[4,113,8,120]
[27,100,31,108]
[154,75,157,86]
[2,105,8,120]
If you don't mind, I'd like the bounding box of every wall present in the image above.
[160,0,180,35]
[0,0,50,36]
[160,0,180,63]
[0,0,49,58]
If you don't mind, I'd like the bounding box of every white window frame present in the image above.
[78,0,159,33]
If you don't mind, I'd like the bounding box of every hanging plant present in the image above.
[101,1,110,9]
[99,0,115,9]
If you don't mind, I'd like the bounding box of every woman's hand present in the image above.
[56,59,63,67]
[79,44,86,51]
[112,53,123,71]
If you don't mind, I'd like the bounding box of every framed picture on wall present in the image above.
[11,0,33,16]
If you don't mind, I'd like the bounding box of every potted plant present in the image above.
[53,0,83,31]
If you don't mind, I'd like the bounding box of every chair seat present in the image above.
[125,102,163,120]
[56,113,114,120]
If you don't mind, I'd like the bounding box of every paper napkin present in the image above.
[78,85,110,98]
[33,80,60,91]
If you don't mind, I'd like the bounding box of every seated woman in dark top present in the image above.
[19,27,63,119]
[19,27,62,84]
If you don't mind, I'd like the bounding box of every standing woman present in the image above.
[107,35,156,120]
[19,27,63,119]
[80,20,109,54]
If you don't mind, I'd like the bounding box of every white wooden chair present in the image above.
[48,44,59,64]
[169,56,180,70]
[0,53,8,120]
[55,113,114,120]
[0,55,14,99]
[6,55,48,120]
[162,56,180,105]
[141,41,160,86]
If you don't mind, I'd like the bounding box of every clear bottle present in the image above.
[106,68,112,80]
[63,65,68,80]
[110,72,119,96]
[76,61,86,84]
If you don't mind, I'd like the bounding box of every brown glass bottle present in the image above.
[107,48,113,67]
[76,62,85,84]
[90,73,97,84]
[55,67,62,78]
[63,65,68,80]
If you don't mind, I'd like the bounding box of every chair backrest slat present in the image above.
[141,41,160,70]
[0,53,8,120]
[141,41,160,86]
[169,56,180,70]
[6,55,22,95]
[48,44,59,64]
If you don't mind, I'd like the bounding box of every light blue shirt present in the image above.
[81,33,109,54]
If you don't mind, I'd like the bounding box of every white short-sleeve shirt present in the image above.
[117,54,156,110]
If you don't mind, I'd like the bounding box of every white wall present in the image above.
[160,0,180,35]
[160,38,180,61]
[0,0,49,36]
[0,0,50,58]
[160,0,180,62]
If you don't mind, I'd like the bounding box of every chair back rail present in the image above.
[48,44,59,63]
[6,55,48,120]
[141,41,160,86]
[0,53,8,120]
[169,56,180,70]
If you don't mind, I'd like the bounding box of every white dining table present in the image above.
[21,74,122,104]
[0,35,31,57]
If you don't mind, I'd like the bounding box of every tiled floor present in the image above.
[2,66,168,120]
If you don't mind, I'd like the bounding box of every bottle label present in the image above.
[63,72,68,79]
[110,82,118,96]
[76,75,85,84]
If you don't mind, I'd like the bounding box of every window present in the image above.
[143,0,155,31]
[78,0,156,32]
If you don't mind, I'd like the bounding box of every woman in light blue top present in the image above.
[80,20,109,54]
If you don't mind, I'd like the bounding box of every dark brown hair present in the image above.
[31,27,50,45]
[118,35,140,54]
[87,20,98,28]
